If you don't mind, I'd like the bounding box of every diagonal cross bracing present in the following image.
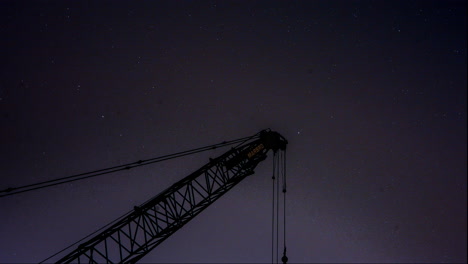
[56,138,272,264]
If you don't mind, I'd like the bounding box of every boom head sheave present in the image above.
[259,130,288,152]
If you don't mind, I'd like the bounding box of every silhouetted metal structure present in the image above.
[55,129,287,264]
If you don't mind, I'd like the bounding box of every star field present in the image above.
[0,1,466,263]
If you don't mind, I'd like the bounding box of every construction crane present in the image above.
[34,129,288,263]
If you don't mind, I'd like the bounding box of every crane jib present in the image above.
[46,130,287,264]
[247,143,265,158]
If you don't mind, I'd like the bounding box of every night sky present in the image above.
[1,1,466,263]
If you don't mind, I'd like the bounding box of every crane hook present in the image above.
[281,247,288,264]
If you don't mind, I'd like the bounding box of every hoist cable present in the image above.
[276,152,280,264]
[271,151,276,264]
[0,133,261,198]
[281,149,288,264]
[282,150,287,247]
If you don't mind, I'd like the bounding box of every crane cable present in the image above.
[271,151,276,264]
[281,149,288,264]
[271,149,288,264]
[0,133,262,198]
[277,151,280,264]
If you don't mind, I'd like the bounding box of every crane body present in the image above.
[55,130,287,264]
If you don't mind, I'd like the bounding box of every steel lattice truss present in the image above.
[56,138,271,264]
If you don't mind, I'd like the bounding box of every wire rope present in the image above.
[0,133,261,198]
[282,150,288,263]
[271,151,276,264]
[276,151,280,264]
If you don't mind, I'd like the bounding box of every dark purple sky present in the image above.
[1,1,466,263]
